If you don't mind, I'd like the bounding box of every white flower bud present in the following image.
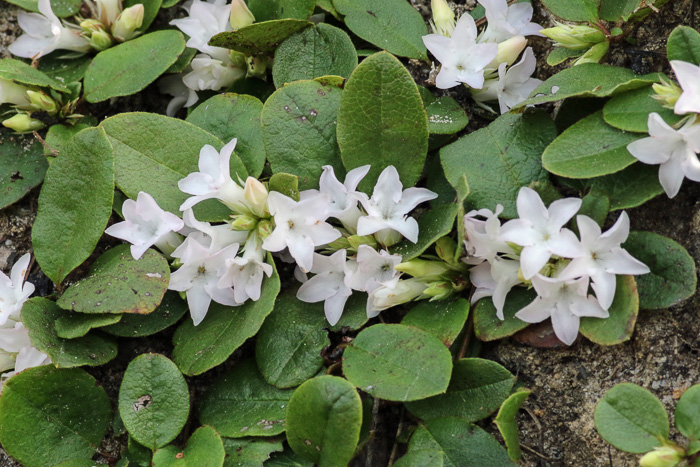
[96,0,122,26]
[26,91,58,114]
[639,446,682,467]
[243,177,268,217]
[430,0,455,37]
[2,114,45,133]
[89,29,114,51]
[229,0,255,30]
[483,35,527,77]
[540,23,606,50]
[0,79,31,106]
[111,4,144,42]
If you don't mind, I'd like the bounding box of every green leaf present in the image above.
[0,367,110,467]
[332,0,428,60]
[424,96,469,135]
[0,58,68,92]
[667,26,700,65]
[102,291,188,337]
[228,77,276,103]
[401,298,469,347]
[542,111,642,178]
[599,0,638,20]
[172,261,280,375]
[45,122,94,157]
[440,110,556,218]
[390,204,457,261]
[473,288,535,341]
[152,426,225,466]
[676,385,700,441]
[119,354,190,450]
[265,449,314,466]
[248,0,316,20]
[546,47,584,66]
[495,388,532,461]
[273,24,357,87]
[84,30,186,103]
[622,231,697,310]
[343,324,453,402]
[186,93,266,177]
[55,312,122,339]
[4,0,81,16]
[576,189,610,229]
[409,417,513,467]
[516,64,661,108]
[579,275,639,345]
[32,127,114,285]
[337,51,428,191]
[101,112,246,221]
[603,86,682,133]
[540,0,599,21]
[594,383,669,453]
[256,290,329,388]
[261,79,344,189]
[37,54,92,83]
[286,376,362,465]
[123,437,152,467]
[209,19,312,56]
[268,172,300,200]
[0,133,47,210]
[223,437,284,466]
[200,359,293,438]
[406,358,515,423]
[165,47,196,74]
[57,245,169,315]
[589,163,664,210]
[394,450,444,467]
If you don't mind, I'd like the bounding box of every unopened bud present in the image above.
[80,18,106,34]
[485,35,527,74]
[256,219,274,239]
[327,236,352,251]
[26,90,58,114]
[574,40,609,65]
[231,214,258,231]
[89,29,114,51]
[435,236,457,264]
[639,446,682,467]
[430,0,455,37]
[423,280,454,300]
[395,259,451,280]
[347,234,378,250]
[96,0,121,26]
[247,55,269,78]
[244,177,268,217]
[374,228,403,248]
[540,23,606,50]
[111,4,144,42]
[2,113,45,133]
[652,78,682,110]
[229,0,255,30]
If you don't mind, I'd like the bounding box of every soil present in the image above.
[0,1,699,466]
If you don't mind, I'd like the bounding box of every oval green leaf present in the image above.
[541,0,599,21]
[0,134,47,210]
[102,291,188,337]
[495,388,532,461]
[118,353,190,450]
[5,0,81,16]
[599,0,638,20]
[579,275,638,345]
[667,26,700,65]
[343,324,453,402]
[401,298,469,347]
[248,0,316,20]
[222,437,284,466]
[589,163,664,210]
[152,426,225,467]
[209,19,312,56]
[286,375,362,466]
[603,86,682,133]
[38,54,92,83]
[676,385,700,441]
[55,312,122,339]
[0,57,68,92]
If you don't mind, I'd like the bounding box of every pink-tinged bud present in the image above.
[2,114,45,133]
[229,0,255,30]
[111,4,144,42]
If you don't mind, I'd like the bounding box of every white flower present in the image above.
[179,139,247,211]
[262,192,340,272]
[0,321,50,390]
[477,0,543,43]
[297,250,353,325]
[515,275,608,346]
[366,277,428,318]
[9,0,90,59]
[170,0,232,57]
[357,166,437,244]
[105,192,184,260]
[473,47,543,114]
[0,80,30,106]
[345,245,402,292]
[158,73,199,117]
[463,204,514,264]
[311,165,370,230]
[422,14,499,89]
[626,113,700,198]
[182,54,245,92]
[0,254,35,326]
[500,187,584,279]
[218,233,272,304]
[558,213,650,309]
[181,209,247,253]
[670,60,700,115]
[469,257,521,320]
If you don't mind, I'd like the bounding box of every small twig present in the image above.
[456,307,474,360]
[363,397,382,467]
[520,443,556,462]
[32,131,59,156]
[387,407,405,466]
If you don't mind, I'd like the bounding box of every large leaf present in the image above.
[540,0,599,21]
[343,324,453,402]
[0,134,47,210]
[337,51,428,191]
[401,298,469,347]
[118,354,190,450]
[0,367,110,467]
[261,79,344,189]
[599,0,638,20]
[588,163,664,210]
[273,24,357,87]
[199,359,294,438]
[440,110,556,218]
[603,86,682,133]
[152,426,225,466]
[286,376,362,466]
[172,262,280,375]
[579,275,638,345]
[667,26,700,65]
[247,0,316,20]
[332,0,428,60]
[209,19,312,56]
[0,58,68,92]
[102,291,188,337]
[4,0,81,15]
[595,383,669,453]
[57,245,169,315]
[32,127,114,284]
[84,30,186,102]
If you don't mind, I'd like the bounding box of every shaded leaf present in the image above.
[580,275,638,345]
[0,134,47,210]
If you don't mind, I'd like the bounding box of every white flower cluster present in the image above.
[465,187,649,345]
[107,139,438,326]
[0,254,51,391]
[422,0,543,113]
[627,60,700,198]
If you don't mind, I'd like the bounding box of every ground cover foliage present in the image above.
[0,0,698,465]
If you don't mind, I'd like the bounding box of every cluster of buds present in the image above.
[81,0,145,51]
[540,22,614,65]
[424,0,544,114]
[0,79,82,133]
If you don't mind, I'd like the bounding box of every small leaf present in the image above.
[675,385,700,441]
[209,19,312,56]
[152,426,225,466]
[268,172,300,200]
[391,204,457,261]
[332,0,428,60]
[495,388,532,461]
[247,0,316,20]
[286,376,362,465]
[222,437,284,466]
[667,26,700,65]
[32,127,114,284]
[0,57,68,92]
[424,97,469,135]
[406,358,515,423]
[55,312,122,339]
[256,290,329,388]
[57,245,170,315]
[343,324,453,402]
[603,86,682,133]
[37,54,92,83]
[599,0,638,20]
[401,298,469,347]
[546,47,584,66]
[119,354,190,450]
[337,52,428,191]
[541,0,599,21]
[394,450,444,467]
[273,24,357,87]
[623,231,697,309]
[0,133,47,210]
[542,111,642,178]
[579,275,638,345]
[473,288,535,341]
[594,383,669,453]
[84,31,186,102]
[0,367,110,467]
[589,163,664,210]
[102,291,188,337]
